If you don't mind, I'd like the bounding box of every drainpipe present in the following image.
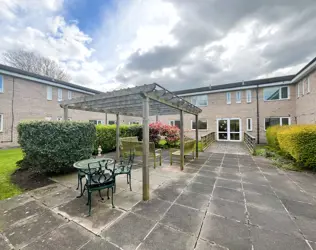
[256,85,260,144]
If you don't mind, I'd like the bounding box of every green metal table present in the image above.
[73,157,114,197]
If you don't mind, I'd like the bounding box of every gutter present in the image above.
[256,85,260,144]
[291,60,316,83]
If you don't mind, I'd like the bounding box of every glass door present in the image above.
[218,119,228,140]
[229,119,240,141]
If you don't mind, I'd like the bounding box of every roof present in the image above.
[174,75,295,96]
[295,56,316,77]
[0,63,101,95]
[60,83,202,117]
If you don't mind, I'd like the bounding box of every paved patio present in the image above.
[1,143,316,249]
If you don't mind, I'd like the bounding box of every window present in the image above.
[246,118,252,131]
[236,91,241,103]
[108,120,116,125]
[297,83,300,98]
[47,86,52,100]
[68,90,72,100]
[305,77,310,93]
[57,116,63,121]
[129,121,140,125]
[226,92,231,104]
[89,120,104,125]
[45,116,52,121]
[170,120,181,128]
[191,95,208,107]
[58,88,62,101]
[191,119,207,130]
[263,86,289,101]
[264,117,291,130]
[0,75,3,93]
[0,114,3,132]
[246,90,252,103]
[302,81,305,96]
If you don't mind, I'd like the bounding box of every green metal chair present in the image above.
[83,159,116,216]
[76,155,96,195]
[115,150,135,191]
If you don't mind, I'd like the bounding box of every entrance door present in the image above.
[217,118,241,141]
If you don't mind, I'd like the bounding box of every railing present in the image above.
[244,132,256,154]
[201,132,216,151]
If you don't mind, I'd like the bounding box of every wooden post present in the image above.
[156,115,158,122]
[180,110,184,171]
[63,106,68,121]
[116,113,120,160]
[195,115,199,158]
[142,96,150,200]
[105,112,108,125]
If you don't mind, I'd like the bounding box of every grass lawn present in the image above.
[0,148,23,200]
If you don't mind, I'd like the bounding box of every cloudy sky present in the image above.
[1,0,316,91]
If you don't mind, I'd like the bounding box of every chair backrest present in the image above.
[119,149,135,168]
[87,159,114,185]
[184,140,196,154]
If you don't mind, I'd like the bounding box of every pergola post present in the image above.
[195,115,199,158]
[116,113,120,160]
[180,110,184,171]
[105,112,108,125]
[156,115,159,122]
[63,105,68,121]
[142,96,150,200]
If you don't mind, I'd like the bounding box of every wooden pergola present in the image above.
[60,83,202,200]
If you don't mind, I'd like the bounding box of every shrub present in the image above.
[278,125,316,169]
[18,121,96,174]
[149,122,180,147]
[266,125,290,150]
[149,122,162,145]
[95,124,142,153]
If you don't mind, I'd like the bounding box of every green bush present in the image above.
[278,125,316,169]
[95,124,142,153]
[17,121,96,174]
[266,125,284,150]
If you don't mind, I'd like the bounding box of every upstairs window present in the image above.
[302,81,305,95]
[68,90,72,100]
[263,86,289,101]
[58,88,62,101]
[170,120,180,128]
[192,119,207,130]
[236,91,241,103]
[0,75,3,93]
[264,117,290,130]
[47,86,52,100]
[191,95,208,107]
[297,83,300,98]
[0,114,3,132]
[305,77,310,93]
[246,90,252,103]
[226,92,231,104]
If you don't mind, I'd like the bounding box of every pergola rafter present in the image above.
[60,83,202,201]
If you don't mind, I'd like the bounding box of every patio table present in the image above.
[73,157,114,198]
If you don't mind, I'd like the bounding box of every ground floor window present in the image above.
[0,114,3,132]
[169,120,180,128]
[89,120,104,125]
[129,121,140,125]
[192,119,207,130]
[108,120,116,125]
[246,118,252,131]
[264,117,290,130]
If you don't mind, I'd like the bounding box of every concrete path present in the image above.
[1,150,316,249]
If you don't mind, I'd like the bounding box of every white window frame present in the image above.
[68,90,72,100]
[302,81,305,96]
[263,86,289,101]
[58,88,62,101]
[246,90,252,103]
[0,75,3,93]
[226,92,231,104]
[297,83,300,98]
[191,95,208,107]
[264,117,291,131]
[57,116,63,121]
[306,77,310,93]
[236,91,241,103]
[47,86,52,100]
[191,119,208,130]
[169,120,180,128]
[0,114,3,132]
[246,118,252,131]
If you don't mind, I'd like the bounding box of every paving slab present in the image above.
[309,241,316,250]
[4,210,65,249]
[245,192,285,212]
[186,182,214,195]
[200,215,251,250]
[213,187,244,203]
[161,203,205,235]
[176,191,210,211]
[38,187,78,208]
[0,194,34,213]
[152,183,183,202]
[195,239,226,250]
[112,190,142,210]
[193,175,216,185]
[247,206,299,236]
[22,222,92,250]
[80,237,120,250]
[0,234,12,250]
[138,223,196,250]
[198,169,220,177]
[250,226,310,250]
[281,199,316,219]
[243,183,274,195]
[208,198,246,222]
[28,183,66,199]
[294,215,316,242]
[54,197,123,234]
[216,178,242,190]
[101,212,156,250]
[131,198,171,221]
[1,200,47,230]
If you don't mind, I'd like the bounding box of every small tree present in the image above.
[3,50,71,81]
